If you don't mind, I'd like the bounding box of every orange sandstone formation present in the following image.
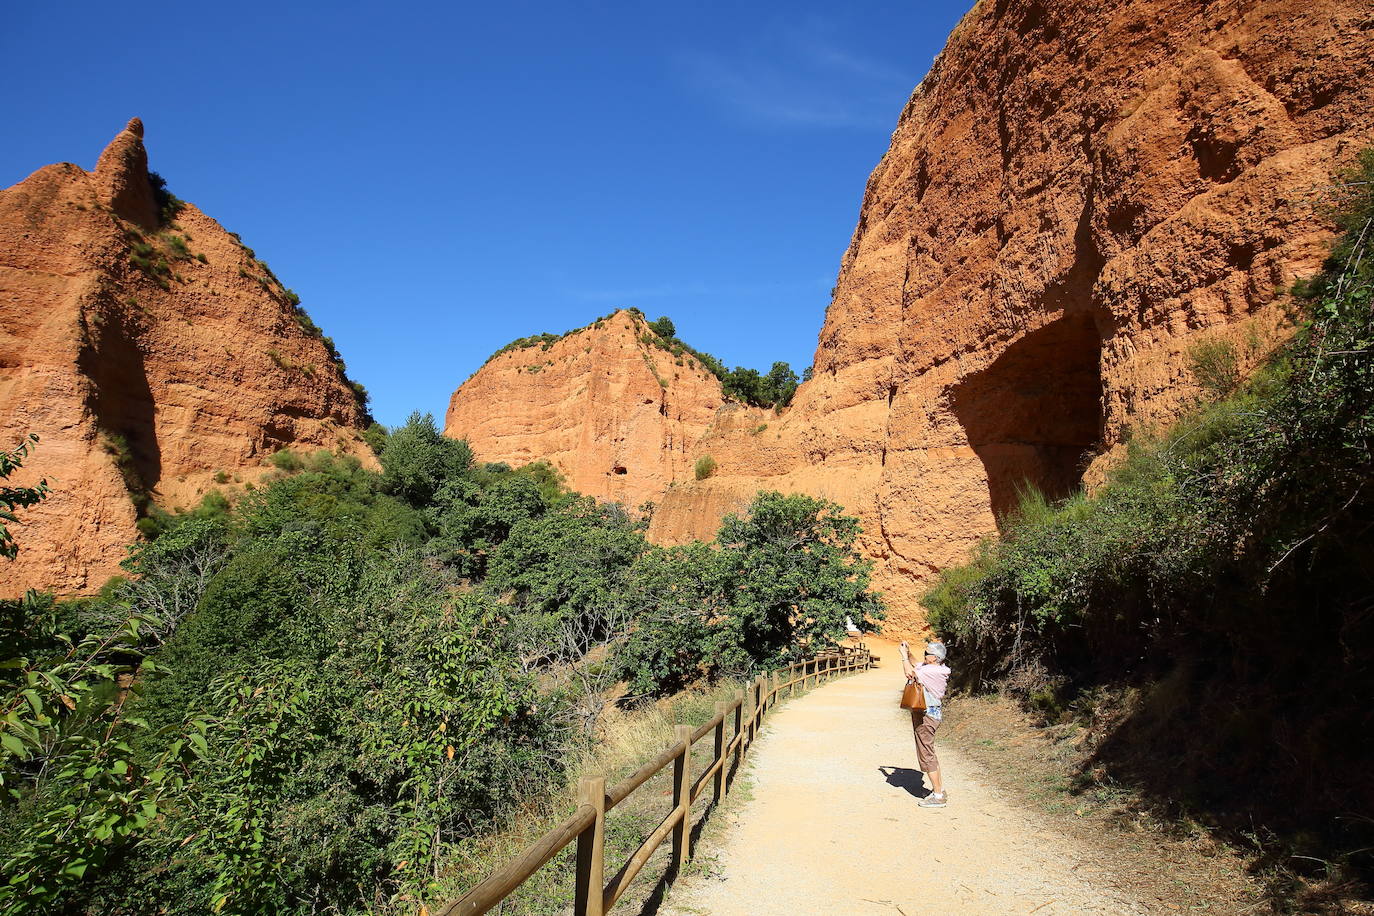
[648,0,1373,632]
[445,312,728,510]
[0,118,375,596]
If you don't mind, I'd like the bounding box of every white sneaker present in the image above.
[918,792,947,808]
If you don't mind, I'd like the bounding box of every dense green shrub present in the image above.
[147,171,183,224]
[0,435,48,560]
[2,448,558,914]
[486,497,644,636]
[618,492,885,695]
[648,315,675,339]
[642,313,801,408]
[614,542,721,695]
[378,411,474,507]
[268,448,303,471]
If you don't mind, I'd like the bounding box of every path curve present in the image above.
[661,642,1153,916]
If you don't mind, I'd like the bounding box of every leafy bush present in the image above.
[618,493,885,695]
[268,448,303,471]
[147,171,183,224]
[486,497,644,639]
[362,420,388,455]
[1186,337,1241,399]
[0,435,48,559]
[694,455,716,480]
[379,411,474,506]
[648,315,676,339]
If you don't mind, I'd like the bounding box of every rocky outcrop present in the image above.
[650,0,1374,634]
[0,119,375,596]
[445,311,727,511]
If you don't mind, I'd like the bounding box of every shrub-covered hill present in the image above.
[923,152,1374,906]
[483,308,803,410]
[0,412,882,915]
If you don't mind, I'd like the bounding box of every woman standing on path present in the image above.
[901,640,951,808]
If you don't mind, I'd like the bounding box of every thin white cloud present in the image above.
[675,17,913,130]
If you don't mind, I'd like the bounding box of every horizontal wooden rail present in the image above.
[438,805,597,916]
[690,709,725,743]
[689,746,728,802]
[602,796,685,909]
[439,646,872,916]
[606,739,685,809]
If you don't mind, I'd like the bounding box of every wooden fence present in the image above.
[437,645,874,916]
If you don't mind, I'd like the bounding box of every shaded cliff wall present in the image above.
[0,119,375,595]
[650,0,1374,633]
[445,311,729,511]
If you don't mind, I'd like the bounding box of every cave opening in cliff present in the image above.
[950,313,1104,527]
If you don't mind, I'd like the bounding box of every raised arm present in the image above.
[899,641,917,679]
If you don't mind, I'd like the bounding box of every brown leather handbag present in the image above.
[901,678,927,712]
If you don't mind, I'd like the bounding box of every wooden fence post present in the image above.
[671,725,692,871]
[752,676,762,738]
[732,691,744,778]
[712,701,727,805]
[574,775,605,916]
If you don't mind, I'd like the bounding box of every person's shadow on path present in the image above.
[878,766,931,799]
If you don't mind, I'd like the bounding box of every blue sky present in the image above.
[4,1,970,427]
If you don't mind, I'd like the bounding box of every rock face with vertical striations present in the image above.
[445,311,728,512]
[0,119,375,596]
[647,0,1374,633]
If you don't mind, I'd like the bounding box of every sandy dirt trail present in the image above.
[660,641,1153,916]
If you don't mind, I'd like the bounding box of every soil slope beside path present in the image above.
[660,642,1155,916]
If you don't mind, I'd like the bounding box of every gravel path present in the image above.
[659,642,1154,916]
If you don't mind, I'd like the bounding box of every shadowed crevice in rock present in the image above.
[950,312,1104,524]
[78,301,162,497]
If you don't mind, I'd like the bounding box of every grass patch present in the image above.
[268,449,303,472]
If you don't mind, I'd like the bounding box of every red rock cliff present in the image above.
[0,119,375,596]
[445,311,728,510]
[649,0,1374,633]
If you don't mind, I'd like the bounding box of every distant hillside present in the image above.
[445,309,741,512]
[0,118,375,595]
